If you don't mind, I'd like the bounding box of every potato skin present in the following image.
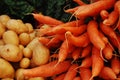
[0,58,15,78]
[0,22,6,38]
[0,44,23,62]
[3,30,19,45]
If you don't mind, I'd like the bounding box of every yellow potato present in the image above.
[0,39,5,45]
[0,22,6,38]
[3,30,19,45]
[0,15,10,26]
[29,30,36,41]
[0,58,15,78]
[0,44,23,62]
[23,47,32,58]
[1,78,14,80]
[19,33,31,46]
[15,68,25,80]
[25,23,34,33]
[20,58,30,68]
[6,19,28,34]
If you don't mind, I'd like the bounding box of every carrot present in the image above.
[45,23,86,36]
[71,0,116,19]
[79,67,92,80]
[99,66,117,80]
[89,46,104,80]
[72,47,82,61]
[87,20,106,61]
[103,44,113,60]
[73,0,86,6]
[23,60,71,77]
[63,64,78,80]
[39,37,50,46]
[32,13,63,26]
[111,56,120,75]
[65,31,90,47]
[100,10,109,20]
[73,76,81,80]
[103,10,119,26]
[100,22,120,52]
[80,44,92,58]
[53,73,66,80]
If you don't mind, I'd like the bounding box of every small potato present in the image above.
[0,44,23,62]
[15,68,25,80]
[1,78,14,80]
[23,47,32,58]
[0,58,15,78]
[6,19,28,34]
[0,22,6,38]
[25,23,34,33]
[0,15,10,26]
[19,33,31,46]
[29,31,36,41]
[20,58,30,68]
[28,77,45,80]
[3,30,19,45]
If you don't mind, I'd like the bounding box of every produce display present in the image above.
[0,0,120,80]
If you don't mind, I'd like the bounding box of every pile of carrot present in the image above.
[23,0,120,80]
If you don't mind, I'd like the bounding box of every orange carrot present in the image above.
[103,10,119,26]
[111,56,120,75]
[103,44,113,60]
[89,47,104,80]
[45,24,86,36]
[73,76,81,80]
[23,60,71,77]
[79,67,92,80]
[65,31,90,47]
[72,47,82,61]
[63,64,78,80]
[100,10,109,20]
[39,37,50,46]
[87,20,105,50]
[71,0,116,19]
[32,13,63,26]
[99,66,117,80]
[53,73,66,80]
[73,0,86,5]
[80,44,92,58]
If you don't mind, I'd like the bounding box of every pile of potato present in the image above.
[0,15,50,80]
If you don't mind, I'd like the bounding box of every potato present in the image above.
[15,68,25,80]
[28,77,45,80]
[3,30,19,45]
[6,19,28,34]
[23,47,32,58]
[0,39,5,45]
[29,31,36,41]
[19,33,31,46]
[25,23,34,33]
[20,58,30,68]
[0,15,10,26]
[0,58,15,78]
[1,78,14,80]
[0,44,23,62]
[32,42,50,66]
[0,22,6,38]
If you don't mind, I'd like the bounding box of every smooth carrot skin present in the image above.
[73,76,81,80]
[99,66,117,80]
[87,20,105,50]
[74,0,116,19]
[23,60,71,77]
[79,67,92,80]
[90,47,104,80]
[53,73,66,80]
[39,37,50,46]
[63,64,78,80]
[103,44,113,60]
[100,10,109,20]
[103,10,119,26]
[45,24,86,36]
[73,0,86,5]
[111,57,120,75]
[32,13,63,26]
[65,31,90,47]
[80,44,92,58]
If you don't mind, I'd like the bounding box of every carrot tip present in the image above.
[100,48,108,62]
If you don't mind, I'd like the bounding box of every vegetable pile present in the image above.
[0,0,120,80]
